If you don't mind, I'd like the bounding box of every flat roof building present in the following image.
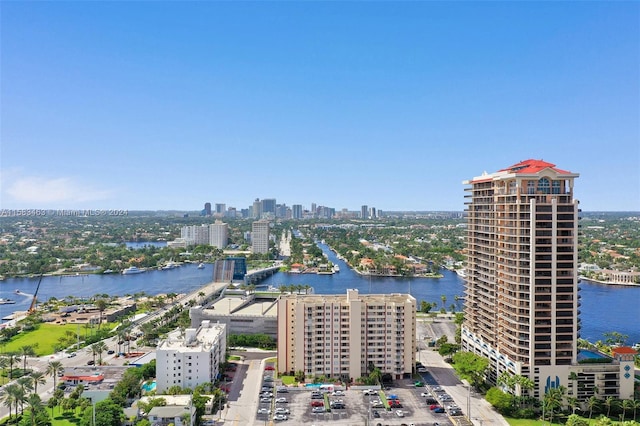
[277,289,416,382]
[156,320,226,394]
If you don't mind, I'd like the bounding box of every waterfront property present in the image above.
[156,320,226,394]
[276,289,416,382]
[460,159,634,403]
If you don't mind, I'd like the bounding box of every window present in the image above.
[537,178,550,194]
[528,180,536,194]
[552,180,561,194]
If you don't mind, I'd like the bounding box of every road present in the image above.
[0,279,229,420]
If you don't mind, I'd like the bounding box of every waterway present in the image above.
[0,244,638,345]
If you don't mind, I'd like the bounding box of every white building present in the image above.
[277,289,416,381]
[208,220,228,249]
[180,225,210,246]
[156,320,226,393]
[251,220,270,254]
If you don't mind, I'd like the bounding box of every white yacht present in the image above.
[122,266,145,275]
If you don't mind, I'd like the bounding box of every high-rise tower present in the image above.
[461,159,580,398]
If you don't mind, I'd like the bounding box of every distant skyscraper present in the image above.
[251,220,270,254]
[262,198,276,216]
[252,198,262,219]
[209,220,228,249]
[204,202,212,216]
[361,205,369,219]
[215,203,226,215]
[459,159,632,402]
[292,204,303,220]
[370,207,377,219]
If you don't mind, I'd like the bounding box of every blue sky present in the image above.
[1,2,638,212]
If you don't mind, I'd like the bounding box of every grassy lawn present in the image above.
[2,324,80,356]
[280,375,297,386]
[228,355,242,361]
[50,406,84,426]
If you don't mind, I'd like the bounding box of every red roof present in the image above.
[499,159,572,175]
[612,346,638,355]
[61,374,105,382]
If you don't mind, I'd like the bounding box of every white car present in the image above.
[275,408,290,414]
[274,414,288,421]
[395,410,405,417]
[332,390,345,396]
[276,397,288,403]
[257,408,270,414]
[420,392,431,397]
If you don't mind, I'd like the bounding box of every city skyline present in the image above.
[2,2,638,212]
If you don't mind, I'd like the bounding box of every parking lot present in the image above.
[252,365,458,426]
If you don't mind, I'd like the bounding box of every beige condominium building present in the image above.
[277,289,416,382]
[461,159,636,403]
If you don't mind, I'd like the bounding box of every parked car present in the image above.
[257,408,269,414]
[107,350,115,355]
[332,390,345,396]
[434,407,445,413]
[363,389,377,395]
[87,360,95,365]
[277,387,289,393]
[311,401,324,407]
[373,410,380,418]
[396,410,405,417]
[260,397,271,403]
[420,392,431,397]
[276,397,287,403]
[418,367,428,373]
[274,407,290,414]
[274,414,288,421]
[312,406,325,413]
[67,352,77,358]
[430,404,441,410]
[414,381,424,387]
[265,365,275,371]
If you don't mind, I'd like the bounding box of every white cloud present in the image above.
[2,173,113,207]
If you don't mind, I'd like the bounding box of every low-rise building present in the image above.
[156,320,226,393]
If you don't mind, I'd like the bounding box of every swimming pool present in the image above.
[578,349,608,360]
[142,381,156,392]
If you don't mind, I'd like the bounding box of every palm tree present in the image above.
[604,396,618,418]
[46,361,64,389]
[25,393,44,426]
[0,383,19,419]
[568,371,579,397]
[441,295,447,309]
[19,345,37,374]
[7,353,18,379]
[621,399,634,420]
[543,386,565,423]
[95,299,108,329]
[92,341,107,365]
[587,396,601,421]
[30,370,47,394]
[631,399,640,421]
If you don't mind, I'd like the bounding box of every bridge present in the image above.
[244,265,281,284]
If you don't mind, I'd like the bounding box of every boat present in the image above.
[197,263,205,269]
[122,266,145,275]
[456,269,467,278]
[333,264,340,273]
[0,298,16,305]
[162,259,180,270]
[103,269,114,274]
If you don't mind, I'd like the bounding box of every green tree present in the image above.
[566,413,589,426]
[19,345,37,373]
[30,371,47,394]
[485,387,514,414]
[451,351,489,388]
[80,398,124,426]
[46,361,64,389]
[587,396,601,421]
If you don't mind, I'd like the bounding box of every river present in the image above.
[1,244,638,345]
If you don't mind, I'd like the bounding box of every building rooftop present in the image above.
[498,159,573,175]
